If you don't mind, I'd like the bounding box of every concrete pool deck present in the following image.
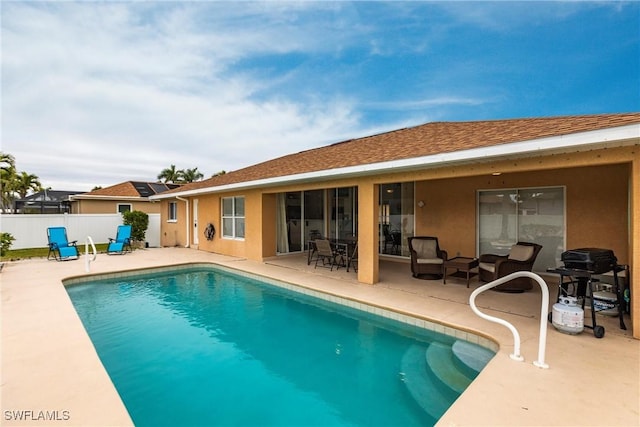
[1,247,638,426]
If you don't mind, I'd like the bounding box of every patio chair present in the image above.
[408,236,448,279]
[314,239,341,271]
[478,241,543,292]
[347,241,358,272]
[47,227,79,261]
[307,231,323,265]
[107,225,133,255]
[382,225,401,255]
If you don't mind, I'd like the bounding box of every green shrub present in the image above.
[122,210,149,242]
[0,232,16,257]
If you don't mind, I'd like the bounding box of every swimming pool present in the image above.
[66,265,495,426]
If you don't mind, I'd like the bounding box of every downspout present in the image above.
[176,196,190,248]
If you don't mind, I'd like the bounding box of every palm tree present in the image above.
[157,165,182,183]
[14,171,42,199]
[181,167,204,183]
[0,152,17,212]
[0,152,15,168]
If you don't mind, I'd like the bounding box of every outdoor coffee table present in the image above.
[443,257,479,288]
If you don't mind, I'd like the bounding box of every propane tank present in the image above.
[552,296,584,334]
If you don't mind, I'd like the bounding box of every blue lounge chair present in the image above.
[47,227,79,261]
[107,225,132,254]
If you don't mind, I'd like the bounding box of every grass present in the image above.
[2,243,111,261]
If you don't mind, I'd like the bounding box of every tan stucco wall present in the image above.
[176,190,267,259]
[245,189,266,260]
[194,196,221,252]
[262,194,277,258]
[160,199,187,247]
[415,163,630,264]
[72,199,161,214]
[415,177,477,258]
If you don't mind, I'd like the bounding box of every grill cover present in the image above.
[561,248,617,274]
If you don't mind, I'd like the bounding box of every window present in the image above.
[478,186,565,271]
[117,204,132,214]
[222,196,245,239]
[168,202,177,222]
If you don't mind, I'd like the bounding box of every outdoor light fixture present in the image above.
[492,172,502,176]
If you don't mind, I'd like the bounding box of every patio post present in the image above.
[357,182,379,284]
[631,154,640,339]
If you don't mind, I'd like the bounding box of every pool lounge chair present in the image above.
[47,227,79,261]
[107,225,132,255]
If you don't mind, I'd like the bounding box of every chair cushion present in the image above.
[412,239,437,259]
[479,262,495,273]
[417,258,444,265]
[58,246,78,258]
[508,245,534,261]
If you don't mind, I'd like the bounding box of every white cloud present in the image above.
[2,1,637,192]
[434,2,598,31]
[2,2,366,191]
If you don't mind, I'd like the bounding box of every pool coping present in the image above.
[2,248,639,426]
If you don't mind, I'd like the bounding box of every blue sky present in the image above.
[2,1,638,191]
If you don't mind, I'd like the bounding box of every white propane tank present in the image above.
[552,296,584,334]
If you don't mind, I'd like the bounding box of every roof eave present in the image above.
[70,195,149,201]
[150,123,640,200]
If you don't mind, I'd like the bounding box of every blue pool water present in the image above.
[66,266,494,427]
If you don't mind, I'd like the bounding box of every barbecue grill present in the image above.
[547,248,626,338]
[561,248,617,274]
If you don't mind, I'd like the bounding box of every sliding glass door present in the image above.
[379,182,414,257]
[303,190,325,249]
[478,187,565,271]
[277,188,354,254]
[328,187,358,241]
[276,192,302,253]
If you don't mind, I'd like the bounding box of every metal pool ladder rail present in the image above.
[84,236,97,272]
[469,271,550,369]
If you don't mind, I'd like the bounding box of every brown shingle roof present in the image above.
[164,113,640,195]
[81,181,181,198]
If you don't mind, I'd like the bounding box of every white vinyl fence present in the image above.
[0,214,161,250]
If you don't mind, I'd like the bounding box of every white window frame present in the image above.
[168,201,178,223]
[222,196,245,239]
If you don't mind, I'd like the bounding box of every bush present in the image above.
[122,210,149,243]
[0,232,16,257]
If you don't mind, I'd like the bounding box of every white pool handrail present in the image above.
[469,271,550,369]
[84,236,97,272]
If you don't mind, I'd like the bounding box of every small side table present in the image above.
[443,257,479,288]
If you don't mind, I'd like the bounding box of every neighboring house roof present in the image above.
[152,113,640,199]
[71,181,181,200]
[21,190,85,202]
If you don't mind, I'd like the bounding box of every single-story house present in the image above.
[70,181,181,214]
[150,113,640,339]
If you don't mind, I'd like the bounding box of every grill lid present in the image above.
[561,248,617,274]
